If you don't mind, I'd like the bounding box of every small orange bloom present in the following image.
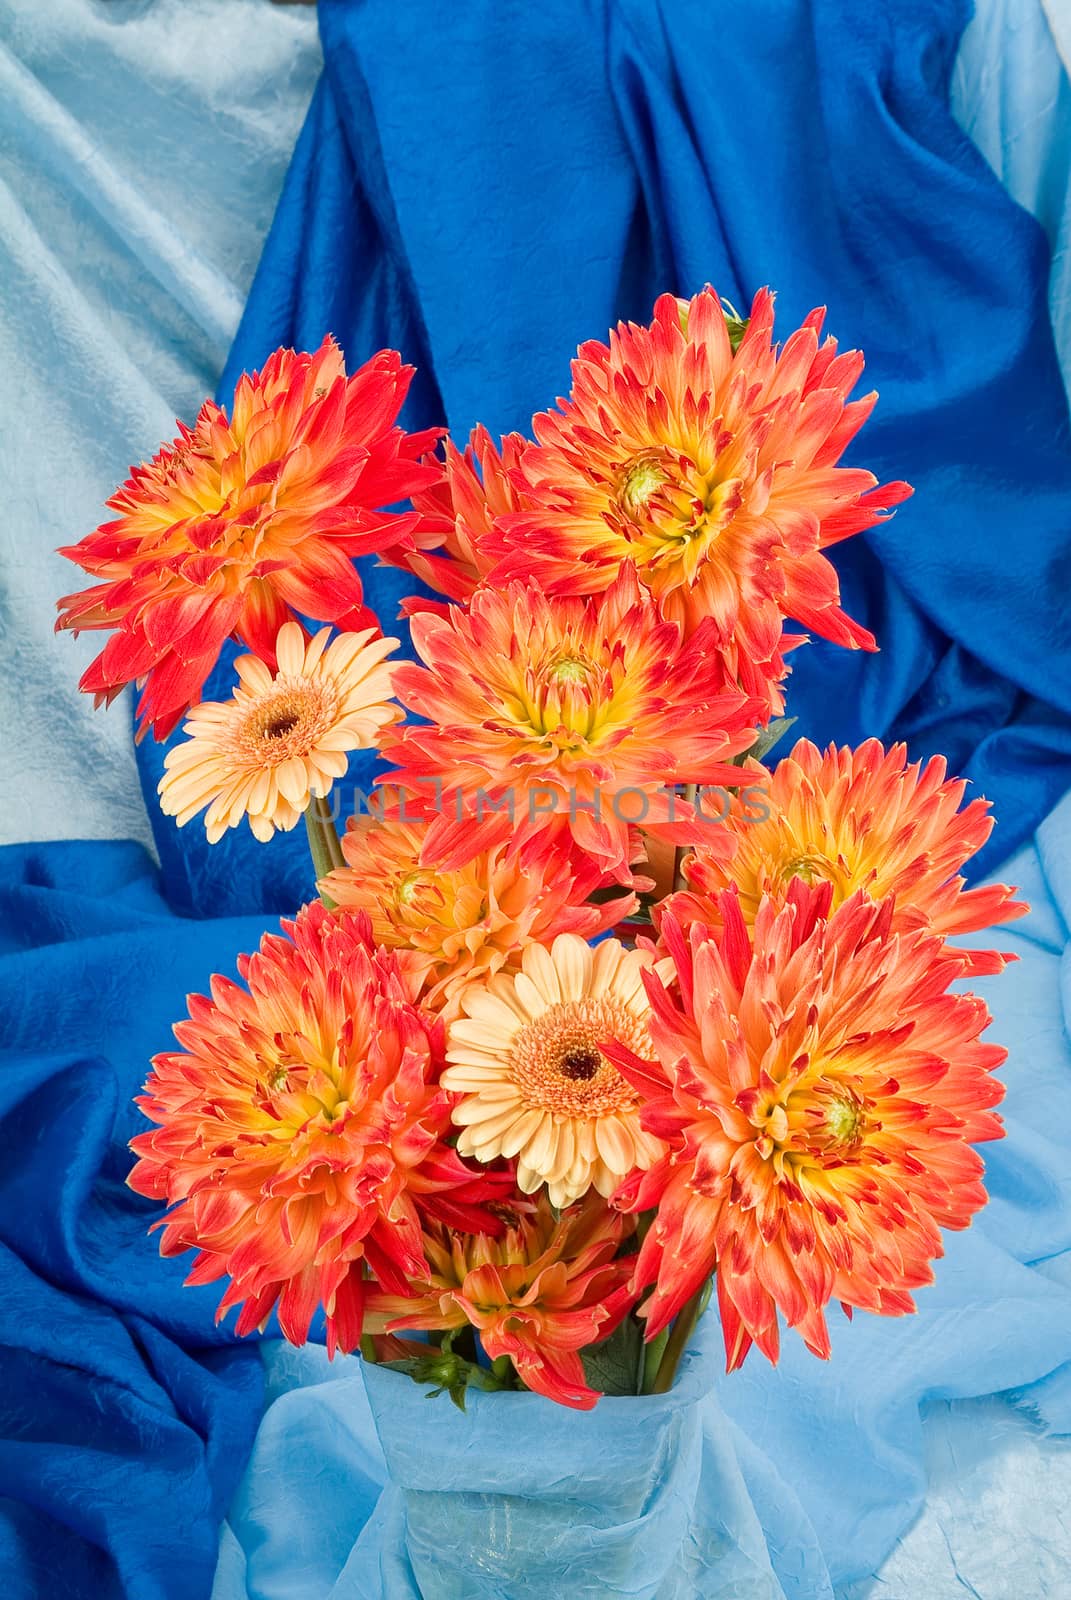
[665,738,1025,975]
[612,885,1007,1370]
[387,425,534,608]
[58,338,439,739]
[321,813,631,1016]
[364,1193,638,1409]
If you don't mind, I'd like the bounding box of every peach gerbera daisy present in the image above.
[363,1193,638,1409]
[320,814,633,1016]
[385,425,534,609]
[496,287,910,711]
[128,902,508,1356]
[382,565,761,880]
[665,738,1025,976]
[57,338,439,739]
[442,933,668,1208]
[158,621,399,843]
[611,886,1007,1370]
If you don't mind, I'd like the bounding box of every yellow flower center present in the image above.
[397,870,435,906]
[254,1040,352,1136]
[545,655,591,686]
[777,853,833,888]
[612,447,742,590]
[508,649,612,749]
[750,1071,871,1173]
[233,679,338,768]
[767,849,856,909]
[618,453,669,515]
[824,1095,863,1145]
[508,998,649,1118]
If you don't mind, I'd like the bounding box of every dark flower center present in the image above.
[263,713,301,740]
[559,1047,602,1082]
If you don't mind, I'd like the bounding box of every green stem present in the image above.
[672,783,699,892]
[304,793,346,905]
[490,1354,513,1386]
[641,1328,670,1395]
[649,1279,711,1395]
[360,1334,378,1365]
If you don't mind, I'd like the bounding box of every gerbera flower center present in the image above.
[508,998,649,1117]
[235,680,338,767]
[263,712,301,740]
[560,1046,602,1081]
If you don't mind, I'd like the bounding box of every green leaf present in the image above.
[747,716,797,764]
[580,1315,644,1397]
[380,1347,515,1409]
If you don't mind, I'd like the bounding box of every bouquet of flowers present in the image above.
[57,289,1023,1593]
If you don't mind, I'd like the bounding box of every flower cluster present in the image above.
[62,287,1022,1407]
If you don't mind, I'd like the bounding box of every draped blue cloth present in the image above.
[0,843,274,1600]
[3,0,1071,1597]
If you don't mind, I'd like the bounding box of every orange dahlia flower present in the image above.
[382,565,760,879]
[363,1193,638,1408]
[57,338,440,739]
[497,287,910,709]
[666,738,1025,976]
[611,885,1007,1370]
[128,902,505,1356]
[321,813,631,1016]
[386,425,533,608]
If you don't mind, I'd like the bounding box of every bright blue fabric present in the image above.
[133,0,1071,921]
[0,844,274,1600]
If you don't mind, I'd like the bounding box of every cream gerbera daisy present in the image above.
[442,933,667,1208]
[159,621,399,842]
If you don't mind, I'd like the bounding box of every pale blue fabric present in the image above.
[952,0,1071,390]
[0,0,321,848]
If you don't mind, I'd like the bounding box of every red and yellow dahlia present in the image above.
[387,425,534,608]
[611,885,1007,1370]
[382,565,760,880]
[497,287,910,711]
[128,901,504,1356]
[57,338,440,739]
[666,738,1025,975]
[363,1193,638,1408]
[321,813,631,1017]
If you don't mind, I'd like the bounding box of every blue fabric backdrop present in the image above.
[3,0,1071,1596]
